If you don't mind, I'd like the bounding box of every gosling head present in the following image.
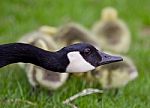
[101,7,118,21]
[58,43,123,72]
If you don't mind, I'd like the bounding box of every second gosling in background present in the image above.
[92,7,131,54]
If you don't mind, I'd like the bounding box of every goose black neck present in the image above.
[0,43,66,72]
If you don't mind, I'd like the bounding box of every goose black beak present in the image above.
[98,51,123,65]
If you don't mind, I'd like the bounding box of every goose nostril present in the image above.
[104,55,110,58]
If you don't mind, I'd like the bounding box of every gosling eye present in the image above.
[84,48,91,55]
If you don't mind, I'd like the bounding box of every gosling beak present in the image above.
[98,51,123,65]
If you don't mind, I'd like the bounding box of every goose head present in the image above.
[58,43,123,72]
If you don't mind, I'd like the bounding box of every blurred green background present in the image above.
[0,0,150,108]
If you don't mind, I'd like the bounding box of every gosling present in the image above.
[92,7,131,53]
[55,22,100,48]
[22,36,69,90]
[87,55,138,90]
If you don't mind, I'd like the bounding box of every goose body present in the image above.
[0,42,123,73]
[92,7,131,53]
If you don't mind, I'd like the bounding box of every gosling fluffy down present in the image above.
[18,26,57,48]
[55,22,100,48]
[92,7,131,53]
[87,55,138,89]
[19,28,69,90]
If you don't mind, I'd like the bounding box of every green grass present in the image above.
[0,0,150,107]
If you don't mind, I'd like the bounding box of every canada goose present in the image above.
[0,42,123,73]
[55,23,100,48]
[92,7,131,53]
[87,55,138,89]
[23,37,68,90]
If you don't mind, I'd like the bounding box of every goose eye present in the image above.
[84,48,91,55]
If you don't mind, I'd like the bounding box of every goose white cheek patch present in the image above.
[66,51,95,72]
